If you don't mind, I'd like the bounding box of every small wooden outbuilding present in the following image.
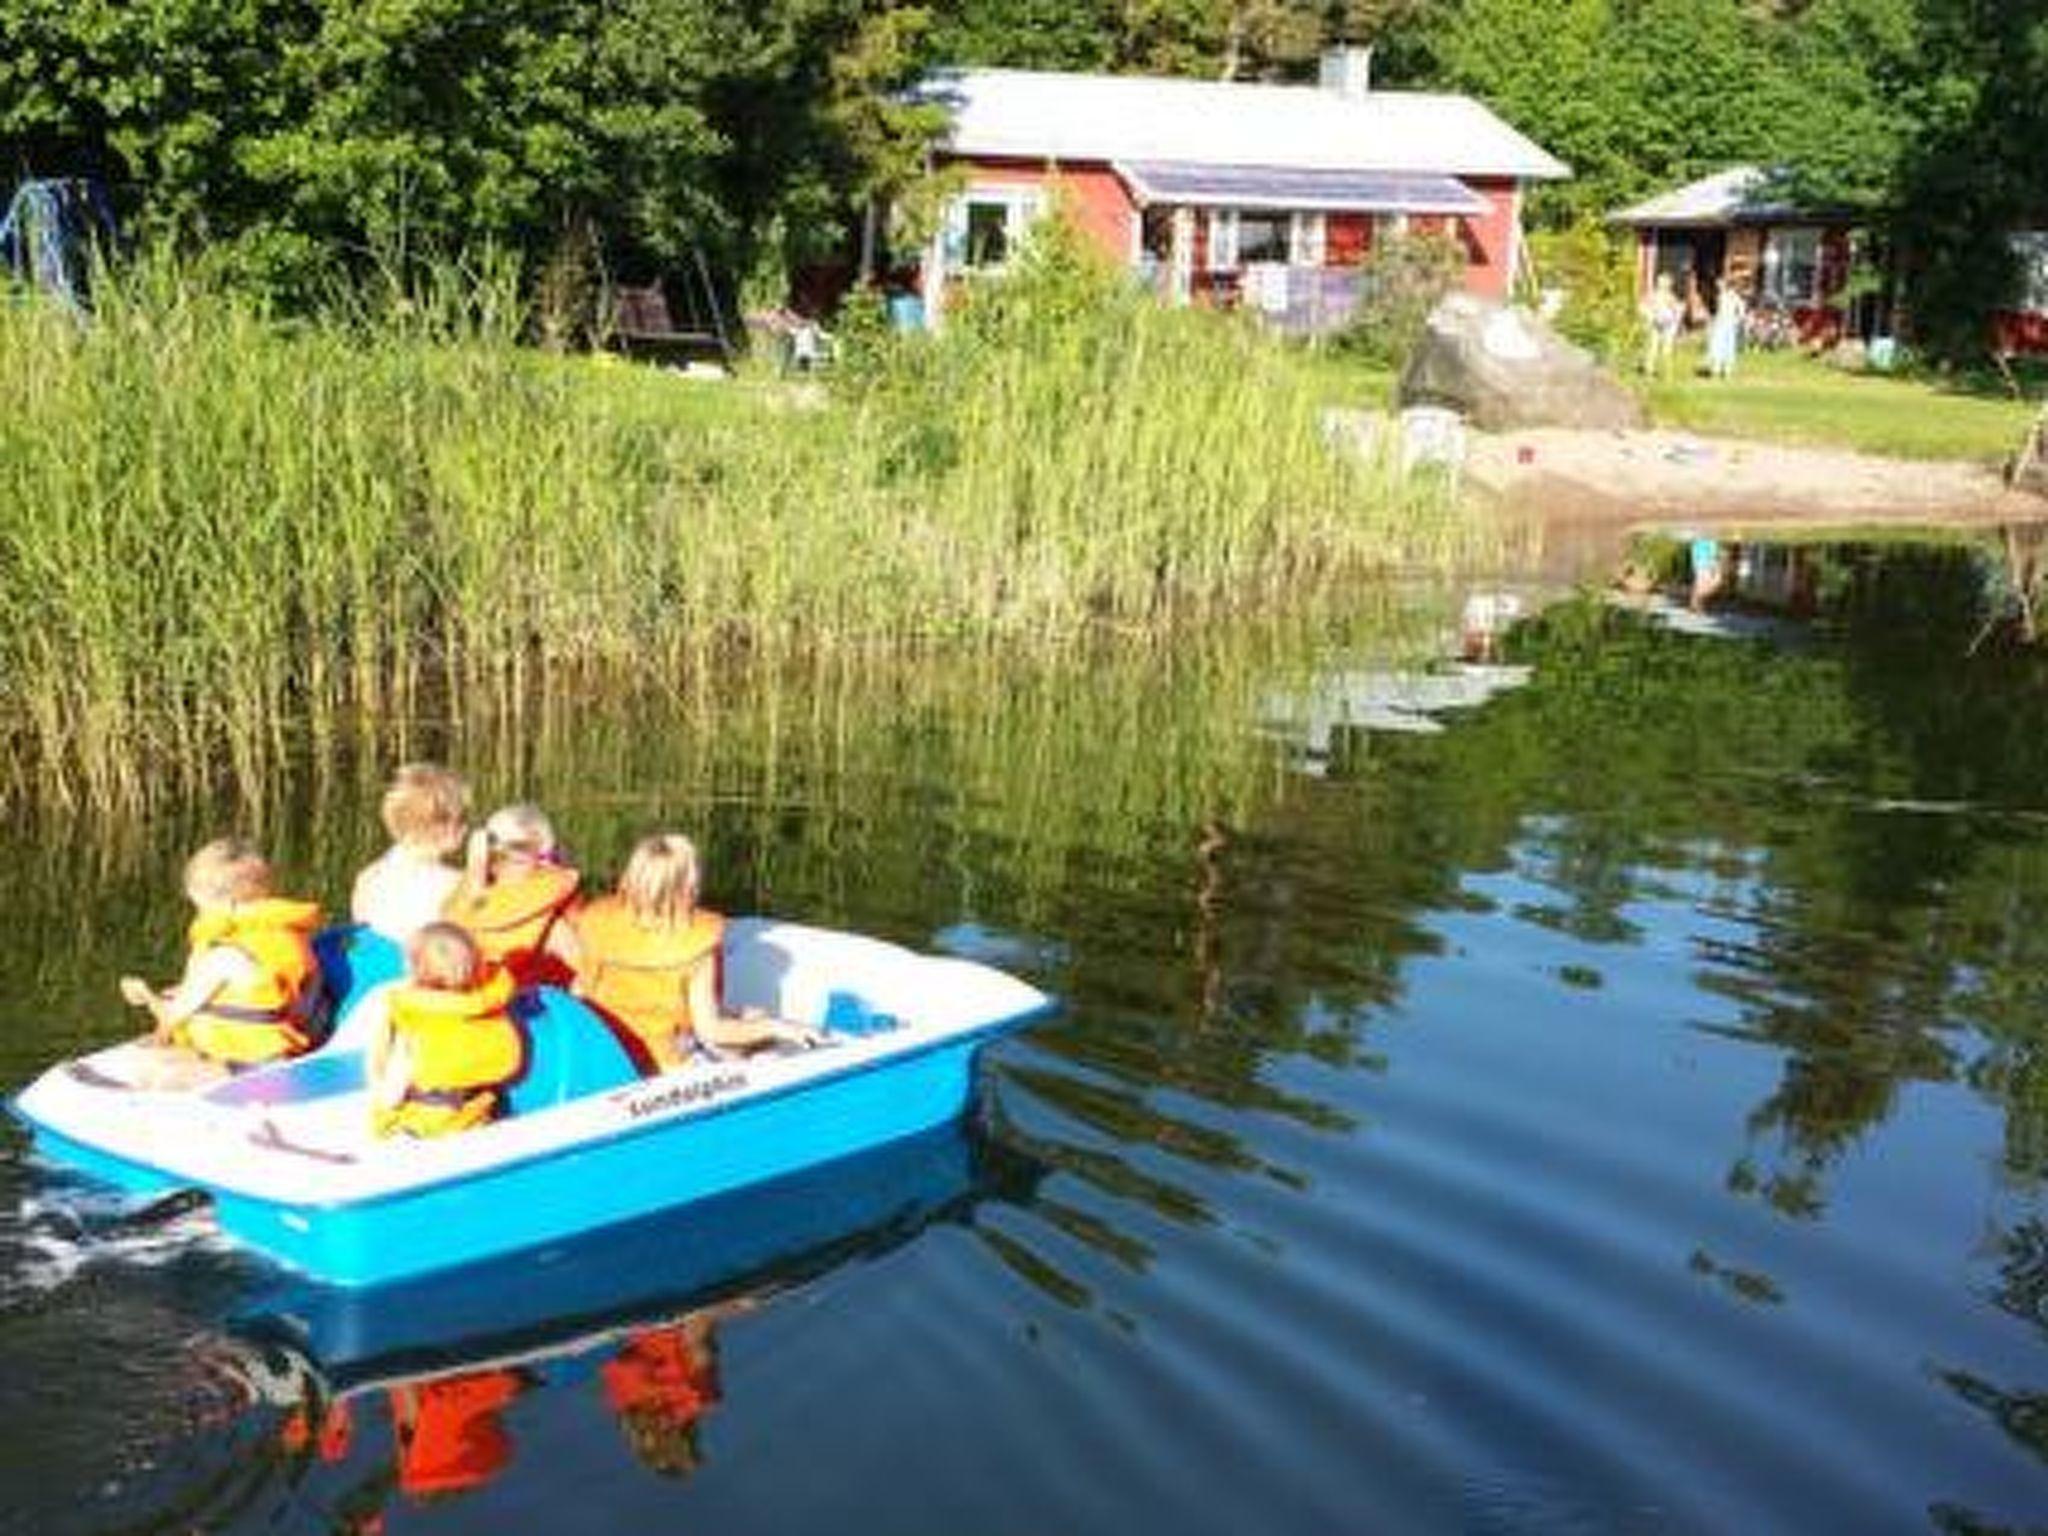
[1613,165,2048,355]
[1611,167,1862,344]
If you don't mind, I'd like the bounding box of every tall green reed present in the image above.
[0,239,1499,811]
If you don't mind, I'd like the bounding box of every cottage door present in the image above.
[1690,231,1727,322]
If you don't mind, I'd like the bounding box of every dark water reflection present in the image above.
[4,553,2048,1533]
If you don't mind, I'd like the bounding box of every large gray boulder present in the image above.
[1398,295,1645,432]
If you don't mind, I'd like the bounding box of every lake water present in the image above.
[3,546,2046,1534]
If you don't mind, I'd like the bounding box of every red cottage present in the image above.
[1612,167,1863,346]
[1614,165,2048,355]
[907,50,1569,332]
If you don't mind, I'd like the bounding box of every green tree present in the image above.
[1437,0,1637,221]
[1607,0,1787,193]
[1333,0,1457,84]
[0,0,965,306]
[1110,0,1348,77]
[1886,0,2048,359]
[930,0,1120,68]
[1770,0,1925,212]
[0,0,307,239]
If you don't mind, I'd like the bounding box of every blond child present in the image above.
[443,803,581,987]
[369,922,524,1138]
[352,763,470,944]
[119,838,324,1082]
[1643,271,1683,379]
[570,833,822,1074]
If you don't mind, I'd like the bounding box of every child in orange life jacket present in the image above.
[369,923,524,1139]
[119,838,324,1083]
[570,833,825,1075]
[602,1312,731,1479]
[351,763,471,946]
[443,804,581,988]
[389,1367,533,1502]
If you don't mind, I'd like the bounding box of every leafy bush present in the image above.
[1338,231,1468,366]
[1527,220,1641,366]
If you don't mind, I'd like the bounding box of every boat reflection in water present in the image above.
[216,1123,989,1524]
[268,1304,739,1513]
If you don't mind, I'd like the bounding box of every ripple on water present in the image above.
[0,1191,231,1307]
[965,918,2034,1534]
[0,1287,296,1535]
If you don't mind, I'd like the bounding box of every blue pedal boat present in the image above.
[236,1121,983,1394]
[10,919,1053,1287]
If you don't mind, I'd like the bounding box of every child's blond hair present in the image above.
[380,763,470,856]
[620,1404,703,1478]
[407,921,484,991]
[618,834,701,929]
[183,838,275,907]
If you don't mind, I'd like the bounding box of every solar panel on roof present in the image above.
[1117,162,1490,214]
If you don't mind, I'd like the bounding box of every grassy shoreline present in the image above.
[0,253,1496,811]
[1642,346,2038,463]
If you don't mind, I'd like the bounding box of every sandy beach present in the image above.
[1464,425,2043,531]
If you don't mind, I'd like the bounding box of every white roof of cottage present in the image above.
[918,68,1570,182]
[1611,166,1805,227]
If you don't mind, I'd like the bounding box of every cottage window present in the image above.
[941,188,1045,275]
[2013,232,2048,313]
[1762,227,1823,305]
[966,203,1010,266]
[1208,210,1326,271]
[1237,211,1291,265]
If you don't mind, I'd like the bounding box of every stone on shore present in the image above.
[1399,296,1645,432]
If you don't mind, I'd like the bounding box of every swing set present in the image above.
[0,178,118,311]
[607,248,735,367]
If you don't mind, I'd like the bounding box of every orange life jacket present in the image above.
[570,900,724,1067]
[601,1327,720,1425]
[392,1370,526,1499]
[376,965,524,1138]
[443,863,580,986]
[176,899,324,1066]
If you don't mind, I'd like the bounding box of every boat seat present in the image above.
[822,989,901,1037]
[505,989,641,1114]
[313,925,406,1052]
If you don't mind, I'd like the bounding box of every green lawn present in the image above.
[580,331,2038,469]
[545,349,783,426]
[1301,337,2040,465]
[1641,345,2039,463]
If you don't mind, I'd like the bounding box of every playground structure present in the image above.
[1,179,117,310]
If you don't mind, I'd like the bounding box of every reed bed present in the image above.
[0,242,1495,810]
